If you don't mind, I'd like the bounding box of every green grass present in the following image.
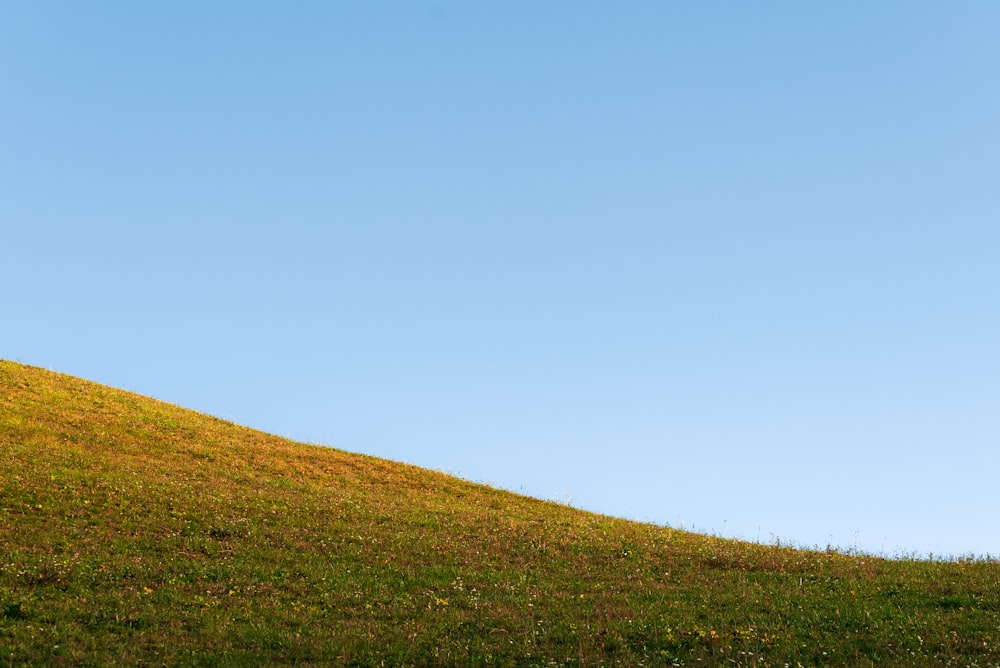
[1,359,998,666]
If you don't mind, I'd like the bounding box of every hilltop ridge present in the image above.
[2,359,999,666]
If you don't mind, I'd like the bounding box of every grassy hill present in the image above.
[1,360,998,666]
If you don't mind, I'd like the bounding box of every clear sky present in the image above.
[3,2,999,557]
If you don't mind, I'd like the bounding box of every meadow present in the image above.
[1,359,998,666]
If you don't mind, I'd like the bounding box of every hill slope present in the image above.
[1,360,998,666]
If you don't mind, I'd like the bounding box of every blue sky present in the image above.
[3,2,999,557]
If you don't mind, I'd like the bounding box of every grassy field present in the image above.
[1,359,998,666]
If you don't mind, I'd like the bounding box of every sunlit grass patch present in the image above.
[2,359,1000,666]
